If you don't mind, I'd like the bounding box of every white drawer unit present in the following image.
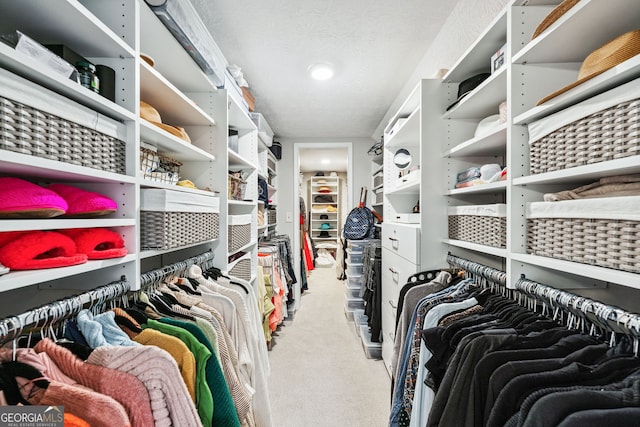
[382,223,420,264]
[381,247,419,377]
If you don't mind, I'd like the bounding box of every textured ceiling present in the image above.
[189,0,458,139]
[299,148,348,173]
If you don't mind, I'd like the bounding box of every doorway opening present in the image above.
[293,143,353,297]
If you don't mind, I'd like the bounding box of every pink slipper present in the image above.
[0,177,68,218]
[0,231,88,270]
[47,184,117,217]
[60,228,128,259]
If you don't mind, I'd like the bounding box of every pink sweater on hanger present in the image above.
[34,339,155,427]
[87,344,204,427]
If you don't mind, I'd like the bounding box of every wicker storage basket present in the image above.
[228,214,252,253]
[140,146,182,184]
[228,171,247,201]
[0,95,126,173]
[526,197,640,273]
[228,254,252,281]
[141,211,219,250]
[528,80,640,175]
[374,187,383,204]
[448,204,507,248]
[140,189,220,250]
[267,208,277,225]
[373,171,384,188]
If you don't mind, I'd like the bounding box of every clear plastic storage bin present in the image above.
[360,325,382,359]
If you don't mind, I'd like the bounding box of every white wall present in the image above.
[372,0,511,138]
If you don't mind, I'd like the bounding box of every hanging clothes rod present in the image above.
[139,250,215,290]
[446,253,640,339]
[0,278,130,343]
[446,253,507,288]
[515,276,640,338]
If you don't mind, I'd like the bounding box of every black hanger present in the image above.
[126,306,151,324]
[159,291,191,310]
[176,281,201,296]
[1,360,50,405]
[114,315,143,334]
[0,366,30,405]
[229,279,250,294]
[57,341,94,361]
[187,277,201,289]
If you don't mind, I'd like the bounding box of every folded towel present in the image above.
[544,174,640,201]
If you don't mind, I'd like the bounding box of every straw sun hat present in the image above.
[537,29,640,105]
[140,101,191,143]
[531,0,580,40]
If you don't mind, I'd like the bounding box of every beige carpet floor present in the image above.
[268,266,390,427]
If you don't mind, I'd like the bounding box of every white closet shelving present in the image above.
[377,0,640,376]
[0,0,268,315]
[437,0,640,294]
[507,0,640,294]
[441,6,507,267]
[309,175,340,246]
[370,150,384,222]
[0,0,139,314]
[380,79,447,376]
[211,92,259,284]
[138,1,221,268]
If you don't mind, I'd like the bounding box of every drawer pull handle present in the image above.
[389,267,398,274]
[388,237,399,242]
[389,300,397,309]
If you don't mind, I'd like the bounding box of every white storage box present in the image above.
[353,309,367,325]
[347,240,367,253]
[448,204,506,248]
[346,273,363,290]
[344,302,356,321]
[141,189,220,212]
[140,189,220,250]
[250,112,274,146]
[527,197,640,273]
[360,325,382,359]
[228,214,252,253]
[347,249,364,264]
[345,287,360,299]
[345,296,365,310]
[346,260,364,276]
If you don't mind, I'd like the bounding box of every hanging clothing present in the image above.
[33,338,155,427]
[159,317,241,427]
[87,344,203,427]
[390,275,640,427]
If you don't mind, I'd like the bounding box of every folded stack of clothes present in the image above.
[544,173,640,201]
[454,164,507,189]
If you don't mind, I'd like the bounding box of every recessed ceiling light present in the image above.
[321,159,330,164]
[309,63,334,81]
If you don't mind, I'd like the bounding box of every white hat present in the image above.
[474,114,501,139]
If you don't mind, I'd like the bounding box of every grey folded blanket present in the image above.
[544,174,640,201]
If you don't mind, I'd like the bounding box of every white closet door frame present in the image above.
[292,142,354,311]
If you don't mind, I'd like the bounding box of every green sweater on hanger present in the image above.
[143,319,215,427]
[156,318,241,427]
